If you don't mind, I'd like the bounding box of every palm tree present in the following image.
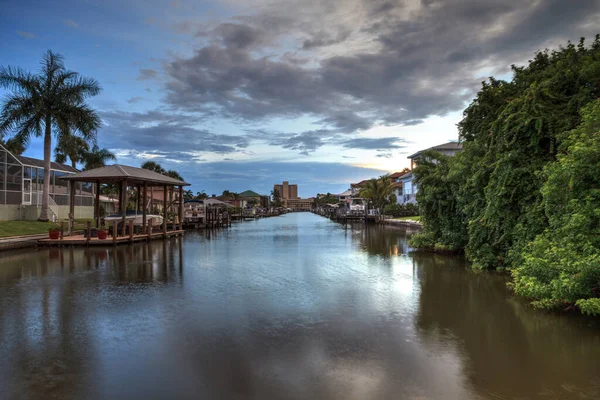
[0,50,101,221]
[83,145,116,170]
[183,189,194,200]
[55,134,89,168]
[165,169,183,181]
[0,137,27,155]
[141,161,165,174]
[359,175,396,214]
[196,190,208,199]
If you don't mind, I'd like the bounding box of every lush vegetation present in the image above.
[359,175,397,213]
[313,192,340,207]
[0,50,102,221]
[383,203,419,218]
[271,188,283,208]
[409,36,600,314]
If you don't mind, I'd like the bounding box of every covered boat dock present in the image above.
[39,164,190,246]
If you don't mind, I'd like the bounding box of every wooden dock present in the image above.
[38,230,184,246]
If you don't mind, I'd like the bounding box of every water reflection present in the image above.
[0,214,599,400]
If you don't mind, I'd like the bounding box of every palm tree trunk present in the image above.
[39,119,52,221]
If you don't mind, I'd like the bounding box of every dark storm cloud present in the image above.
[163,0,600,133]
[100,110,248,155]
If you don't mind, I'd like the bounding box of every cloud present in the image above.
[269,129,334,155]
[138,68,158,81]
[16,31,35,39]
[341,137,406,150]
[110,156,385,196]
[162,0,600,135]
[100,110,248,156]
[127,96,143,104]
[64,19,79,28]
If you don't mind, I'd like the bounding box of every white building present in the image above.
[397,141,463,205]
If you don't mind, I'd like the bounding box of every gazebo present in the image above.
[60,164,190,237]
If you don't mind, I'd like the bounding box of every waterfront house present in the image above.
[338,189,353,203]
[397,141,463,205]
[0,143,95,221]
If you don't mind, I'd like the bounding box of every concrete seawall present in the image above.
[382,219,423,230]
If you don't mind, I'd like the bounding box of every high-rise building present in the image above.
[273,181,298,200]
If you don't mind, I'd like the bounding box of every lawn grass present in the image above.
[393,215,421,222]
[0,219,95,238]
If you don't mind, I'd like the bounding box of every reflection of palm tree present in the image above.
[83,145,116,170]
[0,50,102,221]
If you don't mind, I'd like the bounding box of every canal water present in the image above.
[0,213,599,399]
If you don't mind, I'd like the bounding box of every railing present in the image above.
[29,191,61,220]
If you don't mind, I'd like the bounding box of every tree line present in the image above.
[409,36,600,315]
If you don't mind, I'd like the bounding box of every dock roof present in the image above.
[59,164,190,186]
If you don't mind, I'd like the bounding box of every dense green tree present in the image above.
[313,192,340,207]
[409,150,467,252]
[271,188,282,207]
[0,50,101,221]
[410,36,600,313]
[511,101,600,315]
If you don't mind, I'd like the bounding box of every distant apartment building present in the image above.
[285,198,314,211]
[273,181,298,200]
[273,181,313,210]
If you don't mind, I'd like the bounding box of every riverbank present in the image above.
[382,217,422,229]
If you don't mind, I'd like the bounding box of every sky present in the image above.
[1,0,599,197]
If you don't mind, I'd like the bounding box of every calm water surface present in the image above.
[1,213,599,399]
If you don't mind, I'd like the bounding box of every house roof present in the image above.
[350,179,370,188]
[389,170,410,179]
[399,171,413,180]
[407,141,463,159]
[0,142,79,173]
[59,164,189,186]
[239,190,261,197]
[15,155,80,173]
[338,189,353,196]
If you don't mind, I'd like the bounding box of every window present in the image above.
[37,168,44,191]
[403,181,412,195]
[6,164,22,192]
[54,171,69,195]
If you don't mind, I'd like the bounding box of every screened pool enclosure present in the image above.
[0,143,95,220]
